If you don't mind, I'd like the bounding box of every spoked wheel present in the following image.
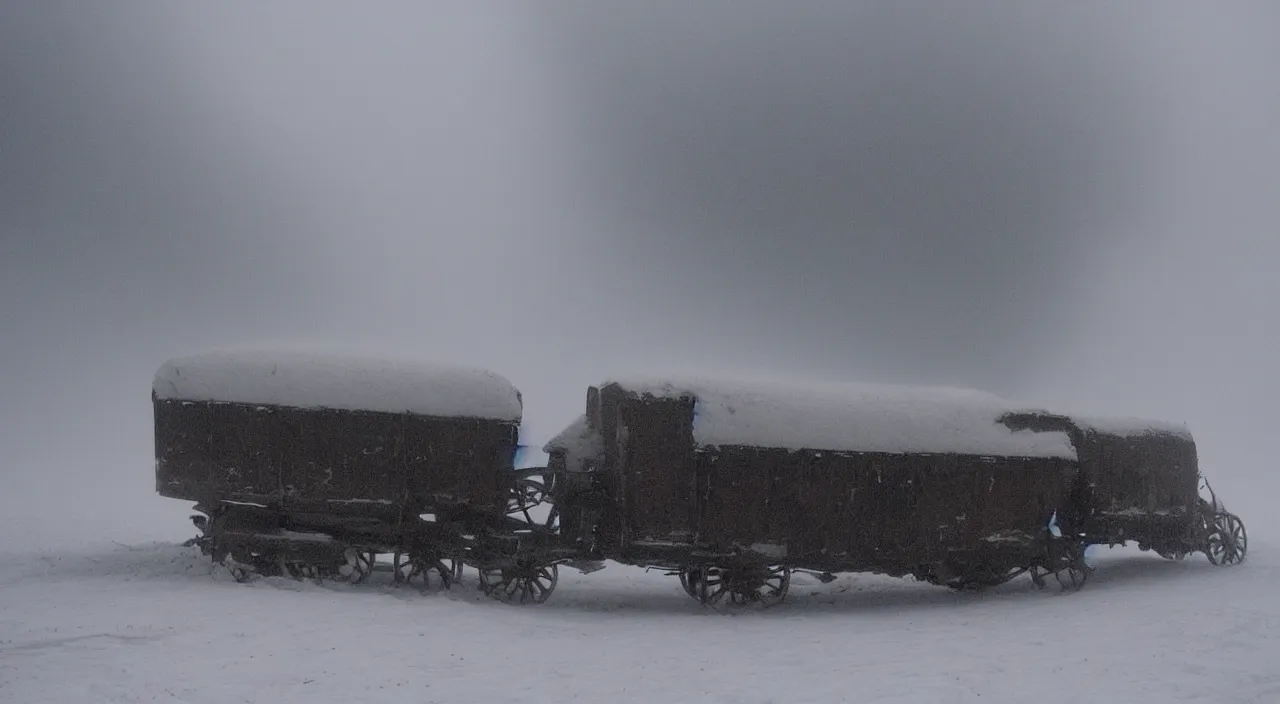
[506,476,560,533]
[681,564,791,610]
[393,551,459,590]
[1206,513,1248,565]
[283,562,318,581]
[477,561,559,605]
[1029,565,1048,589]
[678,567,703,599]
[945,567,1026,592]
[1054,561,1090,591]
[1052,542,1092,592]
[213,544,279,583]
[217,553,258,583]
[334,549,376,584]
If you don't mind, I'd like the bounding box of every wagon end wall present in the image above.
[593,383,700,551]
[1076,428,1201,543]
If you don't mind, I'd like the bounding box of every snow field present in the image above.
[1,536,1275,704]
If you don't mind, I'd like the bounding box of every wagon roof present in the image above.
[543,414,590,453]
[542,413,605,459]
[1070,414,1194,441]
[152,349,523,421]
[601,376,1077,460]
[1000,407,1194,442]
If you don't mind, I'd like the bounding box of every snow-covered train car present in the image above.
[152,351,1246,609]
[541,377,1091,606]
[1000,409,1246,566]
[152,349,525,583]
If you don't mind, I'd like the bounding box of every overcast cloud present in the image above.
[2,2,1277,543]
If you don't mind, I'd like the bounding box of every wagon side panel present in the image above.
[955,455,1075,547]
[697,447,782,553]
[400,416,519,514]
[709,449,927,571]
[849,453,933,570]
[153,398,285,505]
[276,408,409,508]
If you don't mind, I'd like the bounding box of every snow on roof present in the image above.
[1072,415,1193,440]
[542,414,605,468]
[601,377,1078,460]
[153,349,523,421]
[543,414,591,454]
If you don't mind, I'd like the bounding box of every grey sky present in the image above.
[2,2,1277,533]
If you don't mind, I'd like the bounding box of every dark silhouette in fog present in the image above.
[1,2,1276,545]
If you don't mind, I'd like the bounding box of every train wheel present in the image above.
[506,476,559,532]
[945,567,1026,592]
[1206,513,1248,565]
[478,561,558,605]
[283,559,323,583]
[393,552,458,590]
[1051,541,1092,592]
[214,544,280,582]
[678,567,703,600]
[1054,561,1090,591]
[692,565,791,610]
[217,554,257,583]
[336,549,376,584]
[1029,565,1048,589]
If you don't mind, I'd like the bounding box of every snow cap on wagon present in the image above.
[152,348,523,422]
[595,375,1078,460]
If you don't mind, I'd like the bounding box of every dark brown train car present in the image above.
[558,377,1081,583]
[152,350,523,520]
[1000,410,1202,554]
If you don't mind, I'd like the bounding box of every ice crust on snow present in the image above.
[152,349,523,421]
[603,377,1078,459]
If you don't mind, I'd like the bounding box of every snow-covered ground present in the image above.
[1,499,1274,704]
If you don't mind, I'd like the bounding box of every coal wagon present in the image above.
[153,349,563,591]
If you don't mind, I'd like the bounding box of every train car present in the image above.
[540,377,1093,607]
[1000,409,1247,567]
[155,353,1247,611]
[153,349,528,587]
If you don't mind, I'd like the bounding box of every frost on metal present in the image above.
[152,348,523,421]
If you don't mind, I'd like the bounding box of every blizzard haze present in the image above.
[2,4,1279,703]
[2,4,1277,547]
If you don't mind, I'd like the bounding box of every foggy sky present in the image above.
[535,2,1163,389]
[2,2,1278,544]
